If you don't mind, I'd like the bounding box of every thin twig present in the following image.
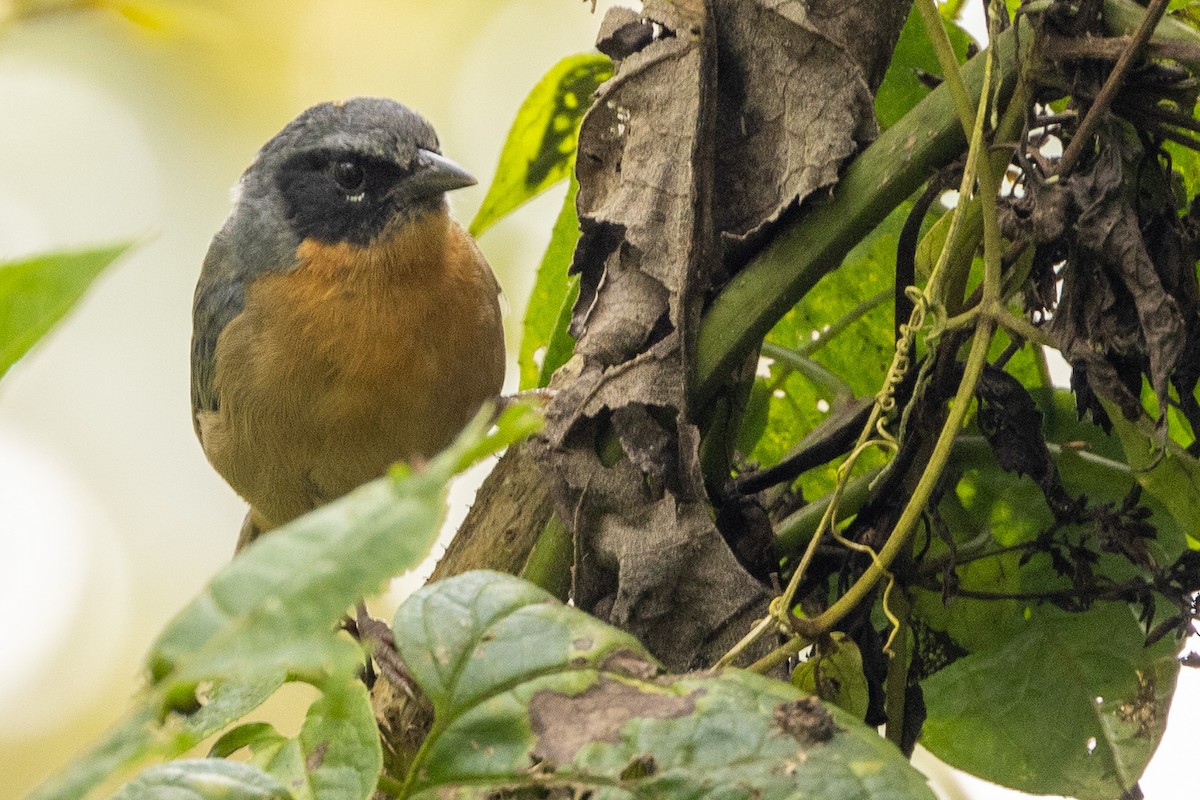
[1056,0,1171,176]
[802,288,893,357]
[1151,124,1200,151]
[1119,100,1200,135]
[1043,33,1200,66]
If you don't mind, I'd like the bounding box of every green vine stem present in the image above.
[747,633,809,675]
[795,317,996,639]
[794,0,1004,634]
[725,0,1008,672]
[883,588,911,749]
[773,466,884,555]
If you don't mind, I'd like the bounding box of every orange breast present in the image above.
[198,209,505,529]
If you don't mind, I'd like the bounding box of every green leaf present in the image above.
[470,53,612,236]
[911,394,1189,658]
[182,675,290,741]
[913,201,952,282]
[395,571,935,800]
[149,461,438,685]
[112,759,293,800]
[150,403,541,688]
[875,6,973,130]
[208,723,287,760]
[538,278,580,388]
[519,175,581,390]
[909,462,1044,654]
[294,681,381,800]
[244,682,381,800]
[0,243,130,380]
[35,408,541,800]
[30,676,284,800]
[1164,141,1200,203]
[921,603,1179,800]
[1171,0,1200,21]
[1104,400,1200,548]
[791,633,871,719]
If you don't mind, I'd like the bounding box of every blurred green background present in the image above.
[0,1,615,794]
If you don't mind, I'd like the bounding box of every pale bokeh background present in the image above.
[0,2,1194,798]
[0,1,615,793]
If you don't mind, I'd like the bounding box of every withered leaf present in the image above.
[1016,127,1191,433]
[534,0,910,671]
[712,0,906,254]
[539,1,772,671]
[975,366,1078,519]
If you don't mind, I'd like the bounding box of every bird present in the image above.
[191,97,505,549]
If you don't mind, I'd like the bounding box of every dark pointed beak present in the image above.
[408,149,477,198]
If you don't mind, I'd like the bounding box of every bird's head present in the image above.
[238,97,476,247]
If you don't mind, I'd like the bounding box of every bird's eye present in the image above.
[330,160,365,193]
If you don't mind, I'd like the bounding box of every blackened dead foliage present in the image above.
[957,2,1200,653]
[1001,8,1200,445]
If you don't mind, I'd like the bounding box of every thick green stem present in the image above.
[1106,0,1200,71]
[519,514,572,601]
[773,466,881,557]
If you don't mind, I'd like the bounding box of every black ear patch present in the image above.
[275,150,411,246]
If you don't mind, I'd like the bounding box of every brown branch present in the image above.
[1152,124,1200,151]
[918,580,1137,603]
[1056,0,1171,176]
[1042,33,1200,65]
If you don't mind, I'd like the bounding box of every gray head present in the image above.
[237,97,475,247]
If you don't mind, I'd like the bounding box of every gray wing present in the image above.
[191,192,301,437]
[190,229,250,436]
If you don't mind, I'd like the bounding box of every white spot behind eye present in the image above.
[347,193,365,203]
[1086,736,1097,754]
